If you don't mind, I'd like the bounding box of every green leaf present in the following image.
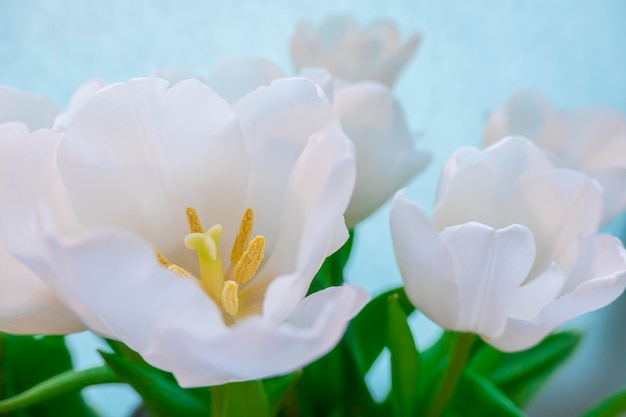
[211,381,269,417]
[307,229,355,294]
[580,386,626,417]
[1,334,97,417]
[450,371,525,417]
[0,367,116,415]
[105,339,211,406]
[347,287,414,376]
[469,341,504,377]
[263,372,302,417]
[489,331,581,406]
[387,295,420,417]
[100,351,208,417]
[288,340,379,417]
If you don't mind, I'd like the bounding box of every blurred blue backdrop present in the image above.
[1,1,625,416]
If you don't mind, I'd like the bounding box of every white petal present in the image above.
[299,68,335,103]
[207,56,286,105]
[334,82,430,226]
[15,211,368,386]
[0,86,59,130]
[434,146,502,229]
[0,124,83,334]
[390,192,460,330]
[490,262,626,352]
[589,165,626,220]
[489,235,626,352]
[53,79,106,131]
[483,91,564,150]
[558,107,626,172]
[12,214,225,343]
[565,234,626,293]
[170,285,368,387]
[0,230,84,334]
[289,22,318,72]
[510,169,602,276]
[508,262,565,321]
[234,77,337,253]
[372,32,421,86]
[254,124,355,321]
[58,78,249,271]
[440,222,536,338]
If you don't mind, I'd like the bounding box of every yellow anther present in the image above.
[155,250,191,277]
[231,208,254,264]
[168,264,192,277]
[186,207,203,233]
[155,250,171,267]
[234,235,265,284]
[221,281,239,316]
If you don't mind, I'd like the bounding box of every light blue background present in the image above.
[2,1,625,416]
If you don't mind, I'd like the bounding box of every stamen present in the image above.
[155,250,171,267]
[231,208,254,264]
[234,235,265,284]
[221,281,239,315]
[186,207,203,233]
[168,264,192,277]
[155,250,191,277]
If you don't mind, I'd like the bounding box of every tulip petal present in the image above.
[511,169,602,276]
[0,86,59,130]
[256,124,355,321]
[207,56,286,105]
[0,231,84,334]
[58,78,250,270]
[53,79,106,131]
[234,78,337,253]
[439,222,536,338]
[390,192,460,329]
[436,137,555,227]
[335,82,430,226]
[14,207,367,386]
[167,285,368,387]
[487,234,626,351]
[0,123,85,334]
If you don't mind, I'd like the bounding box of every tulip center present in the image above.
[156,207,265,316]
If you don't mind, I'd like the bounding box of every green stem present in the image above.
[426,332,476,417]
[0,365,117,413]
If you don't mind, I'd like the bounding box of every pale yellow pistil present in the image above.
[172,207,265,316]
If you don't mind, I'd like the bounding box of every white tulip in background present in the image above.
[290,15,421,86]
[0,80,105,132]
[0,77,369,386]
[391,136,626,351]
[484,91,626,222]
[0,86,59,130]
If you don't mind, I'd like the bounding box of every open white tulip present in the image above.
[290,16,421,86]
[1,77,369,386]
[484,91,626,221]
[391,137,626,351]
[175,56,429,227]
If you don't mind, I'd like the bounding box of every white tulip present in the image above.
[2,77,368,386]
[484,91,626,222]
[290,16,421,86]
[391,137,626,351]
